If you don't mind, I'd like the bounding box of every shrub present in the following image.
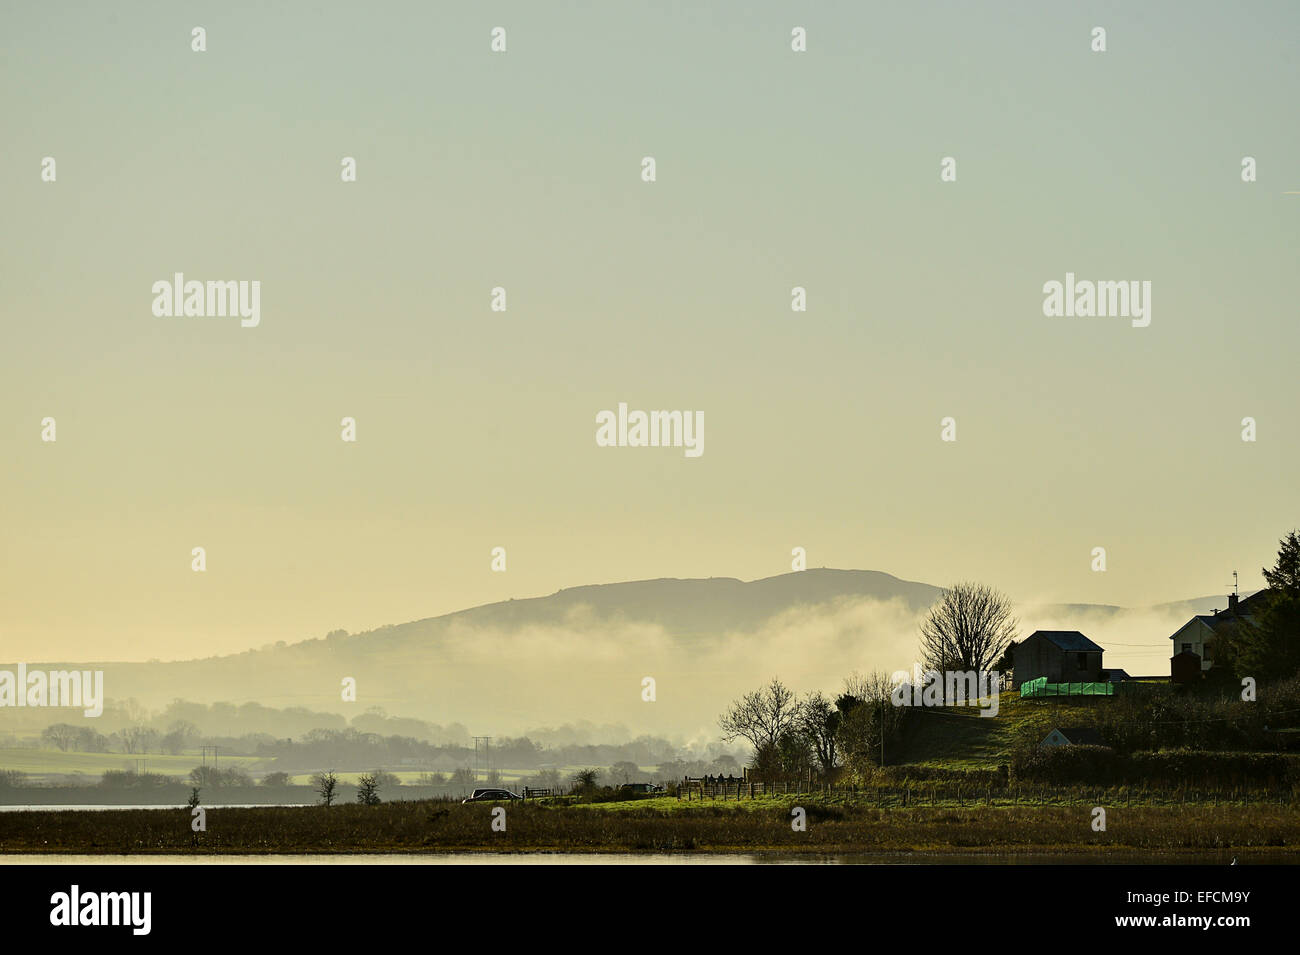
[1010,745,1117,785]
[872,765,1006,788]
[1126,750,1298,788]
[100,770,175,790]
[1010,745,1300,788]
[188,765,253,788]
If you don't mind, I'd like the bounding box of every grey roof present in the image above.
[1170,590,1271,640]
[1056,726,1104,746]
[1191,612,1262,635]
[1031,630,1103,652]
[1236,589,1271,615]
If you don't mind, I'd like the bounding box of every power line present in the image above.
[1098,641,1175,647]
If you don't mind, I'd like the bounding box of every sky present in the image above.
[2,1,1297,664]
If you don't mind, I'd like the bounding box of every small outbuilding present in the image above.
[1040,726,1104,748]
[1012,631,1105,688]
[1170,650,1203,684]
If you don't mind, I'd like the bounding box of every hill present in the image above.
[2,570,1236,737]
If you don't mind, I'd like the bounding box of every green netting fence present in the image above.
[1019,676,1114,698]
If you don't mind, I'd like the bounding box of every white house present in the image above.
[1167,590,1268,674]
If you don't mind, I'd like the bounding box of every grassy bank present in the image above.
[2,797,1298,856]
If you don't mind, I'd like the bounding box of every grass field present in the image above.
[0,692,1253,793]
[895,693,1100,770]
[0,746,659,792]
[0,748,659,791]
[0,748,262,780]
[2,797,1296,856]
[0,694,1106,786]
[281,766,658,787]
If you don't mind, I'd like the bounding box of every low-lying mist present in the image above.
[12,586,1206,745]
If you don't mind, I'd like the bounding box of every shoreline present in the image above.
[4,847,1296,863]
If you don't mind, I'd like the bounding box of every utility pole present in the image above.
[879,698,885,768]
[472,737,492,783]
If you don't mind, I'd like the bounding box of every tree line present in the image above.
[716,530,1300,781]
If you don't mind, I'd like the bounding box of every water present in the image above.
[0,804,305,812]
[3,851,1292,865]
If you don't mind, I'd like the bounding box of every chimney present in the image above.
[1229,593,1239,613]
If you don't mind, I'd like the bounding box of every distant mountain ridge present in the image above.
[356,569,945,645]
[1035,593,1260,623]
[5,570,1243,730]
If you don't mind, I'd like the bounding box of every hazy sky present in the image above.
[2,1,1297,663]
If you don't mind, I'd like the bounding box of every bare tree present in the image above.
[918,582,1019,679]
[607,760,640,786]
[161,720,198,756]
[835,671,906,775]
[528,768,561,791]
[718,677,800,755]
[356,773,381,806]
[795,692,840,774]
[77,727,110,753]
[840,670,895,705]
[119,725,159,755]
[311,770,338,807]
[41,723,80,752]
[450,767,475,787]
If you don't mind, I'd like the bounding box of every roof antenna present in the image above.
[1226,571,1239,597]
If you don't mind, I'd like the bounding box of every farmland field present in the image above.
[0,748,262,781]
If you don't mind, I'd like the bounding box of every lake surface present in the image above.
[4,851,1293,865]
[0,804,303,811]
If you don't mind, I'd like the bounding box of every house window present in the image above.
[1181,643,1192,654]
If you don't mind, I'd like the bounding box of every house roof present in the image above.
[1193,614,1237,634]
[1170,590,1271,640]
[1056,726,1104,746]
[1187,610,1263,636]
[1031,630,1103,652]
[1237,590,1272,615]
